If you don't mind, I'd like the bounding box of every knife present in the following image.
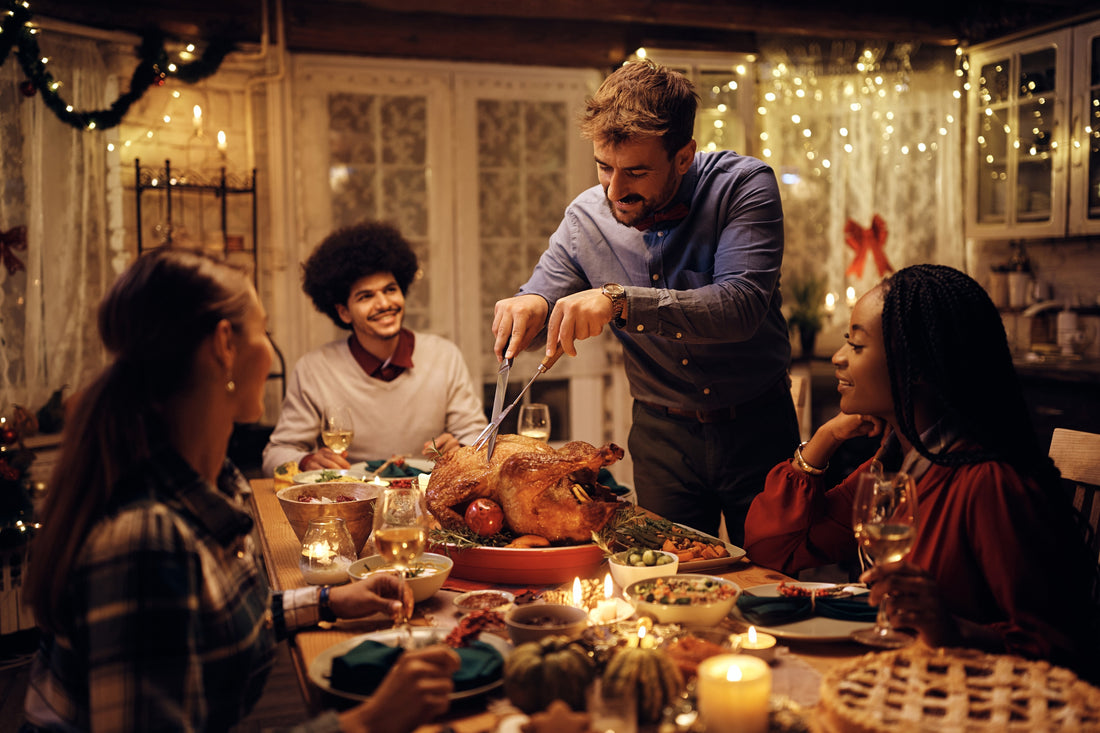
[485,355,512,462]
[474,344,565,455]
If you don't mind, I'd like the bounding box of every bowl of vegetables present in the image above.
[624,574,741,627]
[346,552,453,603]
[607,548,679,589]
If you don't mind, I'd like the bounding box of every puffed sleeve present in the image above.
[745,457,870,575]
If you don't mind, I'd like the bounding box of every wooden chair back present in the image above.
[1049,428,1100,603]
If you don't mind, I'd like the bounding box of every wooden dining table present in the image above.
[248,478,868,732]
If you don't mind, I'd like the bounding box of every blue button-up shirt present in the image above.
[519,150,791,411]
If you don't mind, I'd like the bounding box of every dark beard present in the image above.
[604,192,655,228]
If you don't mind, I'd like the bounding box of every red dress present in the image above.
[745,454,1097,675]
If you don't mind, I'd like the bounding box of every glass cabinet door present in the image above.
[1070,19,1100,234]
[975,57,1011,225]
[968,30,1069,238]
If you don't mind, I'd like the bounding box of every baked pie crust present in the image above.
[818,645,1100,732]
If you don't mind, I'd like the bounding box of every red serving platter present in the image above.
[431,542,605,585]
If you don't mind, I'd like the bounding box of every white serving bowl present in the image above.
[346,552,453,603]
[607,549,679,589]
[624,574,741,627]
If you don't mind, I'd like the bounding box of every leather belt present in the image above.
[637,378,789,424]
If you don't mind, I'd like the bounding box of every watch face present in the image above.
[603,283,625,298]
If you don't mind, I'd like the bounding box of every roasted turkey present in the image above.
[426,434,625,543]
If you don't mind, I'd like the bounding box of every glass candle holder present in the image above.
[300,517,356,585]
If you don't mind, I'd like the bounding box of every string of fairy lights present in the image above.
[1,0,232,134]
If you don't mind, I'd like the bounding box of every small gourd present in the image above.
[601,646,685,723]
[503,635,595,714]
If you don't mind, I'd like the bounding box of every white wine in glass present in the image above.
[372,486,430,647]
[518,403,551,442]
[321,405,354,453]
[851,470,918,648]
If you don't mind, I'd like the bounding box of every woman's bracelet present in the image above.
[793,441,828,475]
[318,585,337,623]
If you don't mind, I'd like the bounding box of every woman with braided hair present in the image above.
[745,264,1097,676]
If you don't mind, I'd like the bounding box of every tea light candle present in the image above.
[572,577,583,608]
[300,539,351,585]
[696,654,772,733]
[591,574,618,623]
[736,626,777,663]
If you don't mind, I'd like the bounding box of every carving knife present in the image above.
[475,343,565,457]
[485,353,512,462]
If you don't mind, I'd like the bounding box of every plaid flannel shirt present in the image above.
[24,448,327,731]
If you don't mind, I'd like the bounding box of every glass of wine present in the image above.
[851,469,918,648]
[517,403,551,442]
[321,405,354,454]
[372,486,430,644]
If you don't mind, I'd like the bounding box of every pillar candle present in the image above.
[696,654,771,733]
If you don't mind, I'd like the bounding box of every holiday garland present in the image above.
[1,0,235,130]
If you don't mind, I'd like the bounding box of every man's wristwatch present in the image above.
[601,283,627,327]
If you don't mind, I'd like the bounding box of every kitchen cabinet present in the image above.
[1068,19,1100,235]
[966,19,1100,238]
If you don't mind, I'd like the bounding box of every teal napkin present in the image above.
[736,593,879,627]
[329,639,503,696]
[597,468,630,496]
[365,459,428,478]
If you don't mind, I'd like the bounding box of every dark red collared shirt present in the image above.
[347,329,415,382]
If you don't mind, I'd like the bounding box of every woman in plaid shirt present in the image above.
[21,249,459,732]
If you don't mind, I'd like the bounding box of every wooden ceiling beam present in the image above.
[284,3,757,68]
[318,0,960,43]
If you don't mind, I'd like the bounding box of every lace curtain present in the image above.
[757,42,965,310]
[0,33,117,412]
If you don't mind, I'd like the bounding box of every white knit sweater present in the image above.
[261,333,486,475]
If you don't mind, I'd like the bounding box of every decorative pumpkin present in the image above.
[602,646,685,723]
[503,635,595,714]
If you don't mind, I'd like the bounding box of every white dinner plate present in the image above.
[730,582,874,642]
[672,523,747,573]
[293,466,369,484]
[308,628,510,702]
[293,459,434,484]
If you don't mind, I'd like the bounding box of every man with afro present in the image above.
[263,221,486,474]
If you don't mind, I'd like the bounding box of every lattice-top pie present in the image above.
[818,645,1100,732]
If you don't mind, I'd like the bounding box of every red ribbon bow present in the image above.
[843,215,893,279]
[0,226,28,275]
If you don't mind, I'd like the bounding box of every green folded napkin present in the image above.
[736,593,879,627]
[329,639,502,696]
[597,468,630,496]
[365,459,427,478]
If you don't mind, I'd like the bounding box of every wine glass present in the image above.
[321,405,354,454]
[372,486,430,645]
[518,403,551,442]
[850,469,918,648]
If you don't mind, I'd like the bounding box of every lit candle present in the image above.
[192,104,203,130]
[824,292,837,314]
[217,129,227,152]
[590,573,619,623]
[736,626,777,663]
[846,286,857,307]
[696,654,772,733]
[300,539,351,584]
[572,577,583,608]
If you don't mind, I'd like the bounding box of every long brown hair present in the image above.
[24,249,253,633]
